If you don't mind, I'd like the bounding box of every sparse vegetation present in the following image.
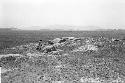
[1,30,125,83]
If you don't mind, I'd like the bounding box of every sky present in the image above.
[0,0,125,30]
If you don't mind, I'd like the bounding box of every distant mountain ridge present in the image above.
[0,26,125,31]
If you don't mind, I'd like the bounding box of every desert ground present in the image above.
[1,29,125,83]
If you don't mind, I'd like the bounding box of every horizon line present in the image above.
[0,28,123,31]
[0,25,124,31]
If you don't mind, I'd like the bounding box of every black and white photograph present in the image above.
[0,0,125,83]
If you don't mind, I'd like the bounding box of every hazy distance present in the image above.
[0,0,125,30]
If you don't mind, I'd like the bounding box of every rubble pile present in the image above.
[36,37,99,53]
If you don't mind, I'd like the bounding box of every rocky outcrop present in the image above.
[36,37,99,53]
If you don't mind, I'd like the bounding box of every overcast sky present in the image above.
[0,0,125,30]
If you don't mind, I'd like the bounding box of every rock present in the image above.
[52,38,62,43]
[87,44,98,51]
[58,38,67,43]
[62,37,75,40]
[36,40,43,50]
[43,45,57,53]
[74,38,81,41]
[112,38,120,42]
[0,54,21,59]
[47,40,54,45]
[73,44,98,52]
